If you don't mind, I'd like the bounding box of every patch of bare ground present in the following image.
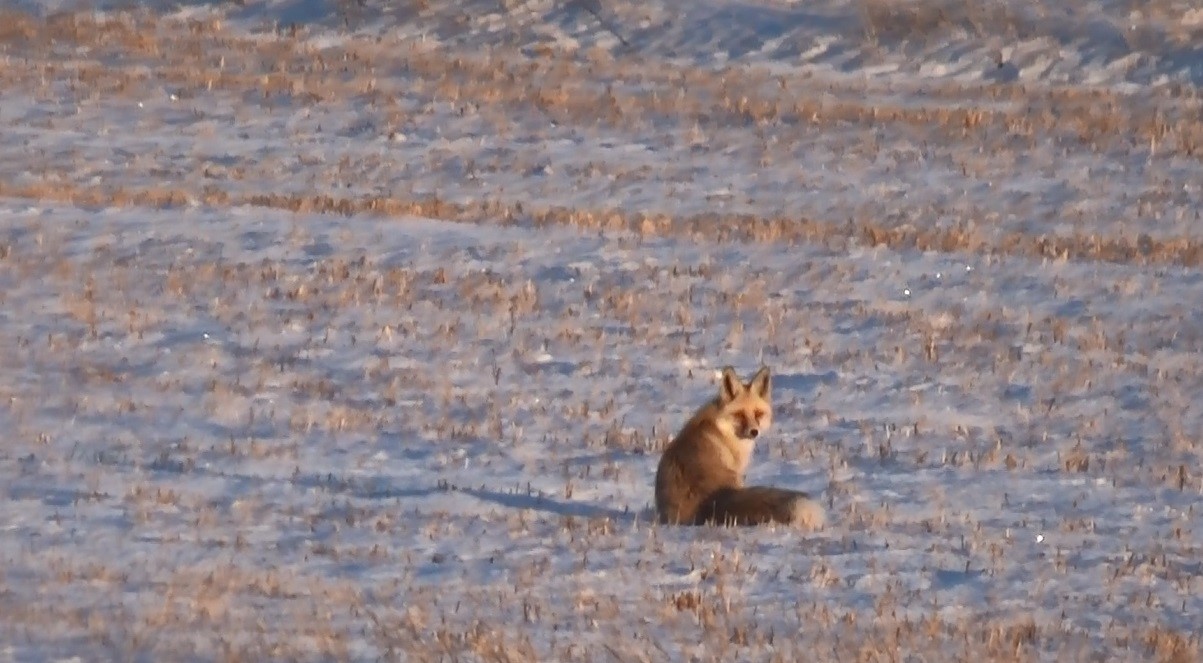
[858,0,1203,47]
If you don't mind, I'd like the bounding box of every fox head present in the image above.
[714,365,772,441]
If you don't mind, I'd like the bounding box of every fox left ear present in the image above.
[748,365,771,399]
[718,366,744,403]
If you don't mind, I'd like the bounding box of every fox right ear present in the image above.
[718,366,744,403]
[748,365,771,400]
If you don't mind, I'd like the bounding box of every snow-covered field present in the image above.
[2,1,1202,660]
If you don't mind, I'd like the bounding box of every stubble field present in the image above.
[1,1,1202,660]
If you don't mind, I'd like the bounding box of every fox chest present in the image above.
[717,436,754,479]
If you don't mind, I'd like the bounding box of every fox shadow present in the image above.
[455,486,644,524]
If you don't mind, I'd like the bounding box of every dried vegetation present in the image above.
[1,4,1202,661]
[2,8,1203,263]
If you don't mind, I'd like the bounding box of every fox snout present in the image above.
[732,413,762,440]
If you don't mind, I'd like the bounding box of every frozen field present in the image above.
[2,1,1203,660]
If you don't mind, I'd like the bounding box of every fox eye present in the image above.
[754,409,766,420]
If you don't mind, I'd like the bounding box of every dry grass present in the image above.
[859,0,1049,43]
[0,8,1200,268]
[2,9,1200,155]
[2,5,1202,661]
[2,178,1201,268]
[859,0,1203,47]
[3,202,1202,658]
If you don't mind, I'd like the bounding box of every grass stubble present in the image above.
[2,7,1203,264]
[0,2,1201,661]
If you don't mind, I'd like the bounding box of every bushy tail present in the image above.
[697,486,826,530]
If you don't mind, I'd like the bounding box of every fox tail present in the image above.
[698,486,826,530]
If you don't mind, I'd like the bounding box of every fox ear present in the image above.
[718,366,744,403]
[748,365,771,400]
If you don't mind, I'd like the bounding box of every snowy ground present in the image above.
[2,1,1203,661]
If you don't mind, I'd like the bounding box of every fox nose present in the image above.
[748,428,759,439]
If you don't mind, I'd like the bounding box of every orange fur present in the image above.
[654,366,825,529]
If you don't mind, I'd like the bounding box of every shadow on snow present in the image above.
[455,485,641,523]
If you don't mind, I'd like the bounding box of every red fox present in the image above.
[654,366,825,530]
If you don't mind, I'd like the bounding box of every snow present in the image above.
[1,0,1202,660]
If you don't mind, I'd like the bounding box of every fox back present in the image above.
[654,365,824,530]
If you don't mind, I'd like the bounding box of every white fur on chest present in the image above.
[712,433,754,479]
[710,415,755,477]
[730,436,754,476]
